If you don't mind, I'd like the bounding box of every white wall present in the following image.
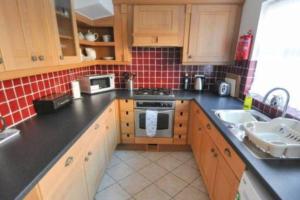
[238,0,266,58]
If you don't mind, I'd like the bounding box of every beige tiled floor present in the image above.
[95,150,209,200]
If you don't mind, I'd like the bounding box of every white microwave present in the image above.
[79,74,115,94]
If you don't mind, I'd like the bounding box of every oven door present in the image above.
[135,109,174,138]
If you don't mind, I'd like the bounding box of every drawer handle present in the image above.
[214,153,218,158]
[196,110,200,114]
[84,157,89,162]
[94,124,100,130]
[224,148,232,157]
[109,108,112,112]
[198,127,202,131]
[126,111,129,115]
[179,124,182,127]
[181,100,184,104]
[211,148,215,153]
[180,112,183,116]
[31,56,38,62]
[125,99,128,103]
[179,134,182,139]
[126,123,129,127]
[65,156,74,167]
[206,124,211,130]
[127,134,130,137]
[38,55,45,61]
[59,55,64,60]
[188,55,192,59]
[106,126,109,130]
[88,151,92,156]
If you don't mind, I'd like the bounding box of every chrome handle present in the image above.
[31,56,38,62]
[94,124,100,130]
[59,55,64,60]
[38,55,45,61]
[224,148,231,157]
[65,156,74,167]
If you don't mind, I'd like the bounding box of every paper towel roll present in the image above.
[71,81,81,99]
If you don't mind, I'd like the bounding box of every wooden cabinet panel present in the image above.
[175,110,189,122]
[38,143,89,200]
[121,121,134,133]
[0,0,33,70]
[213,153,239,200]
[119,99,134,111]
[133,5,185,46]
[183,5,241,64]
[83,133,106,200]
[121,133,135,144]
[176,100,190,111]
[173,134,187,144]
[174,122,188,134]
[120,111,134,122]
[200,133,219,195]
[24,186,42,200]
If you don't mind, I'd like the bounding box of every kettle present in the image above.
[194,75,205,91]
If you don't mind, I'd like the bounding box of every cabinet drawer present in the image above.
[173,134,187,144]
[216,134,245,179]
[174,122,188,134]
[133,35,156,46]
[121,121,134,133]
[120,111,134,122]
[176,100,190,111]
[119,99,134,111]
[121,133,135,144]
[175,110,189,122]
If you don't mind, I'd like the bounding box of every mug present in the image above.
[85,48,97,60]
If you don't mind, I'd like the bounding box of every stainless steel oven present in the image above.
[134,100,175,138]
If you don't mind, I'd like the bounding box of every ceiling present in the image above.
[74,0,114,20]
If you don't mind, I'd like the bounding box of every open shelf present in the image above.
[79,40,115,47]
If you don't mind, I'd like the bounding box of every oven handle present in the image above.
[134,109,174,114]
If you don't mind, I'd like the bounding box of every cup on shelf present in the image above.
[102,34,112,42]
[85,48,97,60]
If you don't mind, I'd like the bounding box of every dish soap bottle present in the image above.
[243,94,253,110]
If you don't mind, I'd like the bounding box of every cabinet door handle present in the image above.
[211,148,215,153]
[88,151,92,156]
[0,57,3,64]
[206,124,211,130]
[180,112,183,116]
[31,56,38,62]
[224,148,232,157]
[198,127,202,132]
[109,108,112,112]
[94,124,100,130]
[59,55,64,60]
[126,111,129,115]
[65,156,74,167]
[214,153,218,158]
[84,157,89,162]
[155,36,158,43]
[106,126,109,130]
[38,55,45,61]
[188,55,192,59]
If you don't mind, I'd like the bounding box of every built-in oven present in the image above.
[134,100,175,138]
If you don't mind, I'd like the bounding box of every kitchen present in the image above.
[0,0,299,200]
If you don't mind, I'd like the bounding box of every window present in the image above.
[250,0,300,115]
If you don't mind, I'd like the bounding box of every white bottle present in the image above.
[71,81,81,99]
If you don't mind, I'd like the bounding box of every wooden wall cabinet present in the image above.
[0,0,58,71]
[133,5,185,46]
[51,0,81,64]
[182,4,241,65]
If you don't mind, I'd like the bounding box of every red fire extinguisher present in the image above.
[235,30,253,61]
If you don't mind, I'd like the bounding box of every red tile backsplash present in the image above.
[0,47,226,127]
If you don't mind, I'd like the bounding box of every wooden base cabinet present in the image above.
[33,101,119,200]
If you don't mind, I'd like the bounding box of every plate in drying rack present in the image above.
[244,118,300,158]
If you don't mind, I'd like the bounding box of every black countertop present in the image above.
[0,90,299,200]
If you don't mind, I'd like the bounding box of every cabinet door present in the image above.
[18,0,58,67]
[213,153,239,200]
[184,5,240,64]
[200,133,219,195]
[50,0,80,64]
[133,5,185,46]
[83,133,107,200]
[0,0,33,70]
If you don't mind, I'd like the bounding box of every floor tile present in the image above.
[107,162,134,181]
[114,150,141,161]
[174,186,209,200]
[107,155,123,169]
[119,172,151,195]
[190,177,208,194]
[185,158,198,169]
[172,164,200,183]
[98,174,116,192]
[155,173,188,197]
[134,184,171,200]
[139,163,168,182]
[140,151,169,161]
[170,151,193,162]
[125,155,150,170]
[156,155,183,171]
[95,184,131,200]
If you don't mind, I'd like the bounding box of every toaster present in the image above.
[216,81,231,96]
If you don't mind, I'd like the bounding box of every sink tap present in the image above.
[262,87,290,117]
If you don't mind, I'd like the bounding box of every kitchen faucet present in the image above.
[262,87,290,117]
